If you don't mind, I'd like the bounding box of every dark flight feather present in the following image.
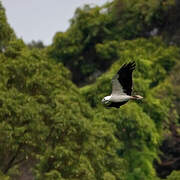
[117,61,135,95]
[107,101,128,108]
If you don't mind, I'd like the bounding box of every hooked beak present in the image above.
[102,98,105,103]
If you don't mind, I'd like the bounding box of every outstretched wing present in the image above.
[112,61,135,95]
[112,74,125,95]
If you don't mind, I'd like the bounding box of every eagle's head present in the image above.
[101,95,111,105]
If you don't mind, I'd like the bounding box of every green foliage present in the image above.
[4,39,27,58]
[112,0,175,39]
[0,0,179,179]
[47,3,117,84]
[81,37,179,179]
[0,171,10,180]
[91,103,160,180]
[0,41,125,179]
[27,40,45,49]
[96,40,119,60]
[166,171,180,180]
[0,2,16,52]
[47,0,176,85]
[0,46,70,175]
[81,37,179,107]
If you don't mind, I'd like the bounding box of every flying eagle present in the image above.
[102,61,143,108]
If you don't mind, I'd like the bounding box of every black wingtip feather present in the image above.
[117,61,136,95]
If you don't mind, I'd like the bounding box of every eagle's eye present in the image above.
[102,98,105,103]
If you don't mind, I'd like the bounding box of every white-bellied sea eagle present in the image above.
[102,61,143,108]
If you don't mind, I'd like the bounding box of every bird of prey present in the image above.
[102,61,143,108]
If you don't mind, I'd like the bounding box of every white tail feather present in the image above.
[131,95,143,100]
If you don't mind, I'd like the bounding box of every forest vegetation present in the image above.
[0,0,179,179]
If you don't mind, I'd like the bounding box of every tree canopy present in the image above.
[0,0,180,179]
[0,2,15,52]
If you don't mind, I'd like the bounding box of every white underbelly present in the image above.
[110,95,131,102]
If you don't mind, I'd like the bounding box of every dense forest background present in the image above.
[0,0,180,179]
